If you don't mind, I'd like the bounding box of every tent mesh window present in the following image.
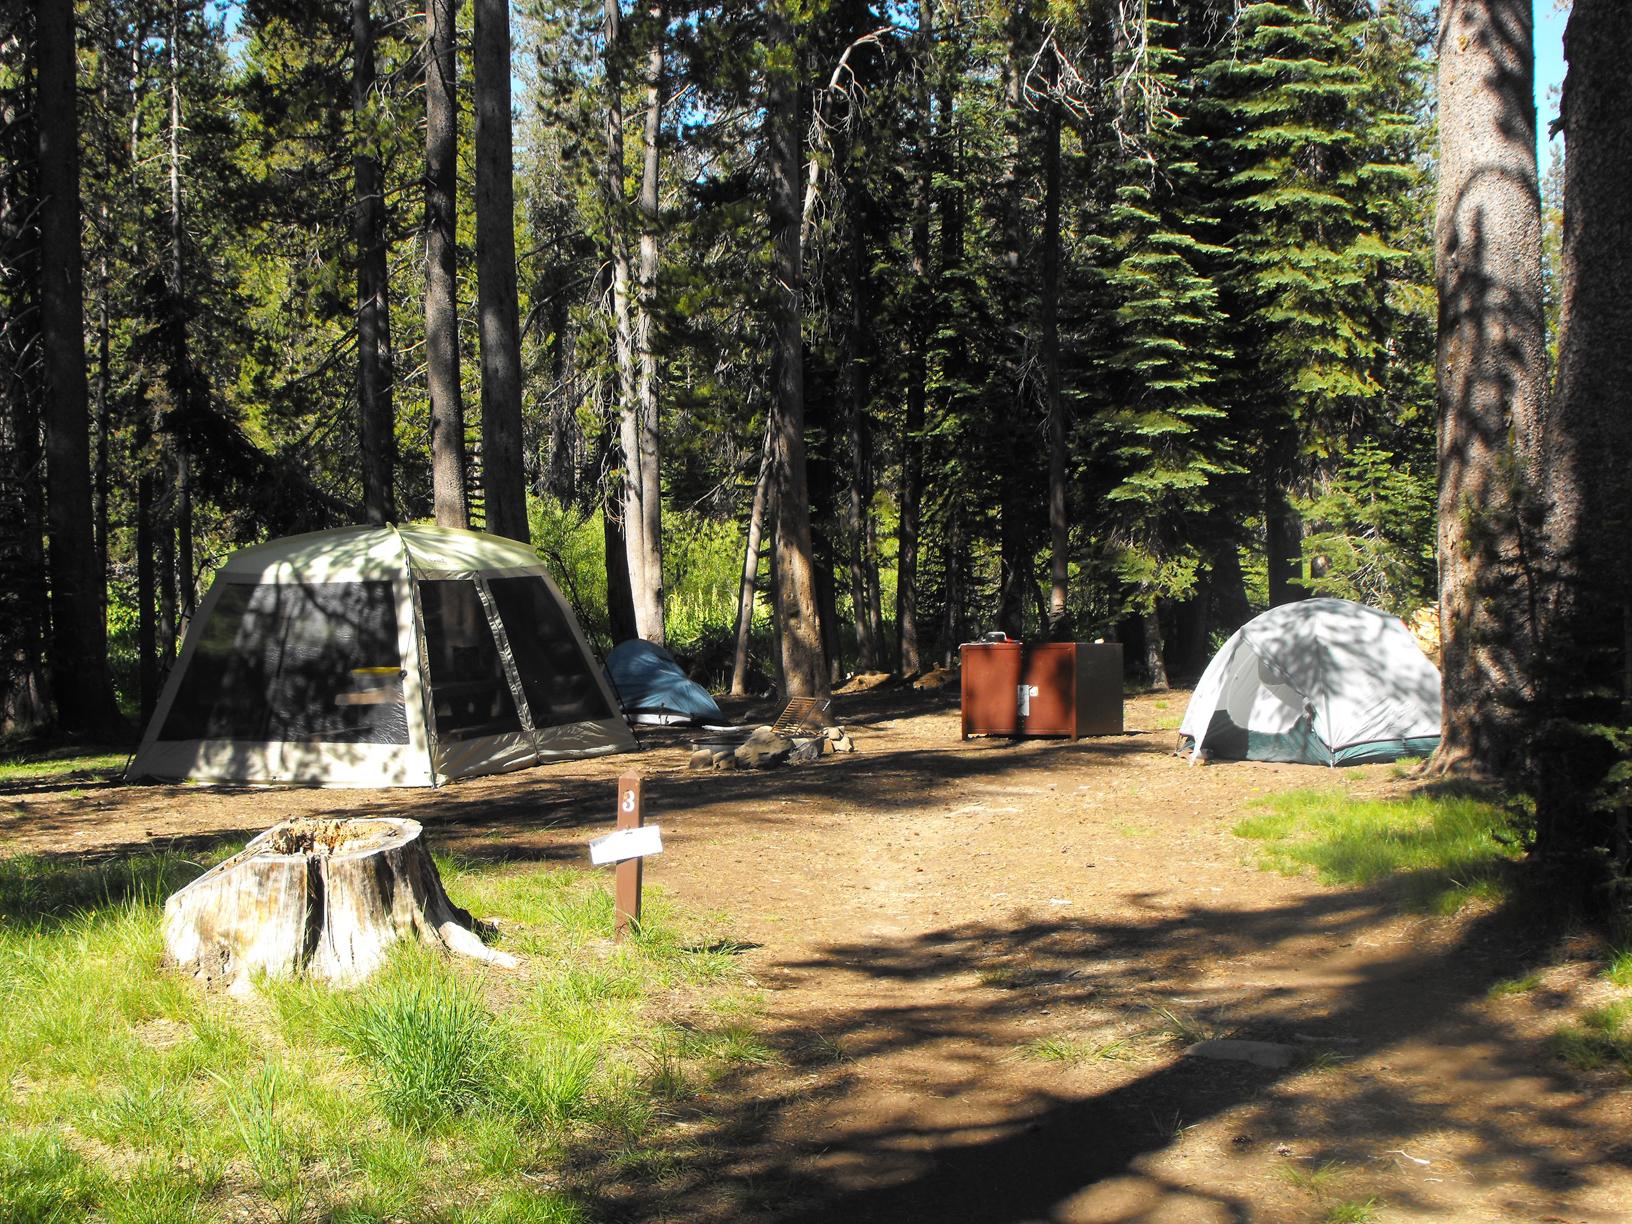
[417,580,523,741]
[160,581,409,744]
[487,577,615,728]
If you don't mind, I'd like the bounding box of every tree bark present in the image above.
[1042,45,1067,640]
[353,0,395,525]
[766,0,827,699]
[1530,0,1632,887]
[35,0,119,734]
[896,0,933,676]
[1433,0,1546,774]
[842,166,884,672]
[995,1,1030,641]
[731,431,771,695]
[473,0,528,543]
[163,817,514,992]
[167,0,191,625]
[1264,474,1301,608]
[425,0,468,529]
[1143,606,1169,692]
[806,384,844,686]
[625,0,666,642]
[603,0,647,634]
[0,66,50,731]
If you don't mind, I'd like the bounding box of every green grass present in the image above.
[1024,1034,1139,1064]
[1488,973,1541,999]
[1551,1000,1632,1074]
[1324,1200,1381,1223]
[1278,1159,1349,1196]
[1605,948,1632,989]
[1233,787,1519,913]
[0,843,758,1220]
[0,749,130,786]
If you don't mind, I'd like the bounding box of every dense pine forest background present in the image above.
[4,0,1632,917]
[1,0,1457,721]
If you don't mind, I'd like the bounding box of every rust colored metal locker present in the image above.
[960,642,1123,739]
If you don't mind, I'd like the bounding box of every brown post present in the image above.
[614,772,643,940]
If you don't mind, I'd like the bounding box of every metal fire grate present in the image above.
[771,696,831,736]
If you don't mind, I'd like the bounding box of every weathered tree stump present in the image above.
[163,816,515,991]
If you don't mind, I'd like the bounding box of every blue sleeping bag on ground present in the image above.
[605,639,734,728]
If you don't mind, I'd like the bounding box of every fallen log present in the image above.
[163,816,514,991]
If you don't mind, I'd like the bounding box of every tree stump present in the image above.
[163,816,515,991]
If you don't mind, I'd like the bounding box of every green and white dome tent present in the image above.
[1179,597,1441,767]
[128,525,636,786]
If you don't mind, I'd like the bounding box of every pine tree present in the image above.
[1206,1,1428,606]
[1088,9,1234,685]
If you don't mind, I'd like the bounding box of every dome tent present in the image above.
[128,525,635,786]
[1179,598,1440,767]
[606,639,733,728]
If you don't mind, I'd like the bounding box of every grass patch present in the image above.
[1233,788,1519,912]
[1324,1200,1381,1224]
[1487,973,1541,999]
[1278,1158,1349,1197]
[0,843,757,1219]
[1551,1000,1632,1074]
[1025,1034,1140,1064]
[0,748,129,786]
[1605,948,1632,989]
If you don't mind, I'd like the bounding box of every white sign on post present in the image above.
[589,824,664,866]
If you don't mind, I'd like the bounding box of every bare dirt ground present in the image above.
[5,685,1632,1222]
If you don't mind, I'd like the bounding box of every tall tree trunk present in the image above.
[167,0,192,625]
[896,0,933,675]
[731,432,771,696]
[807,384,843,686]
[1041,46,1068,640]
[425,0,467,528]
[353,0,395,525]
[941,504,966,668]
[177,451,192,617]
[474,0,528,543]
[625,0,666,642]
[603,492,638,646]
[767,0,826,698]
[843,167,883,672]
[137,463,157,718]
[94,258,109,584]
[995,1,1030,641]
[0,74,50,731]
[35,0,119,734]
[471,11,526,542]
[592,390,638,643]
[1531,0,1632,890]
[1433,0,1546,774]
[1264,474,1300,607]
[603,0,650,638]
[1143,606,1168,692]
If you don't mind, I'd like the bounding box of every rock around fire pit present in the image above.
[687,724,856,771]
[162,816,514,992]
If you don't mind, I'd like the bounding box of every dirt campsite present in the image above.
[5,680,1631,1223]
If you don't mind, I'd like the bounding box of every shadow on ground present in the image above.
[560,890,1617,1223]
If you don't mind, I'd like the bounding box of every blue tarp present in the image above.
[606,640,731,727]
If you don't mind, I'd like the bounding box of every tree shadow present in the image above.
[553,888,1622,1222]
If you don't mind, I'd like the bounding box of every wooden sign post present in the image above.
[588,772,662,942]
[613,773,643,940]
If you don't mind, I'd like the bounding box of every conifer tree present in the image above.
[1089,8,1233,685]
[1206,1,1427,605]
